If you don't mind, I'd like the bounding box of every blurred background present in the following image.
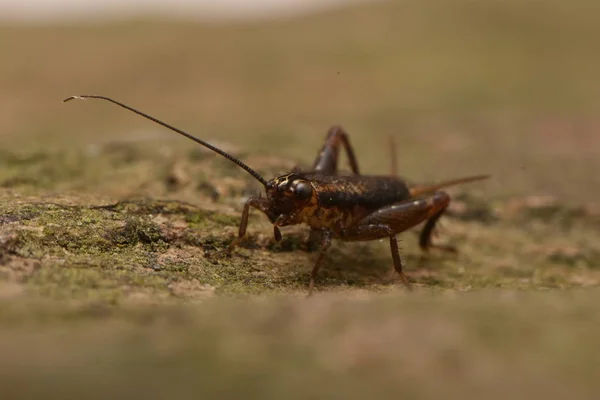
[1,0,599,204]
[2,2,600,399]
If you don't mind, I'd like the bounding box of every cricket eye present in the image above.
[293,181,312,199]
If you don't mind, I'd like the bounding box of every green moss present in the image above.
[184,211,209,227]
[106,217,169,250]
[184,210,240,228]
[25,264,171,305]
[210,213,241,227]
[100,199,200,216]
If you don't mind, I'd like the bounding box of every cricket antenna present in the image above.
[63,95,268,187]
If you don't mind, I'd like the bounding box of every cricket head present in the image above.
[264,173,315,226]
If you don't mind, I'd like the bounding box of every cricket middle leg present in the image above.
[307,230,332,296]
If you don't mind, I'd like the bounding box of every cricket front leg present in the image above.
[220,196,272,256]
[311,126,360,175]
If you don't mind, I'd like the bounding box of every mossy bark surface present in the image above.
[2,2,600,397]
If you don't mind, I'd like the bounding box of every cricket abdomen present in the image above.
[306,174,411,211]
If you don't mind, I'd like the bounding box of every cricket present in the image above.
[64,95,489,295]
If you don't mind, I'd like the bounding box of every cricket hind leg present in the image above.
[352,191,451,239]
[341,223,414,290]
[311,125,360,175]
[419,205,457,254]
[341,191,453,289]
[389,234,413,290]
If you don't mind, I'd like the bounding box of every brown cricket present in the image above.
[64,95,489,295]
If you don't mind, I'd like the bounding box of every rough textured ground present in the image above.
[1,143,599,400]
[1,1,600,399]
[1,147,599,301]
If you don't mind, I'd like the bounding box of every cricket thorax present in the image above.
[264,173,356,232]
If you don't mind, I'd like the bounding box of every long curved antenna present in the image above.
[63,95,268,186]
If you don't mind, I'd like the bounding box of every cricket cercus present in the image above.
[64,95,489,295]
